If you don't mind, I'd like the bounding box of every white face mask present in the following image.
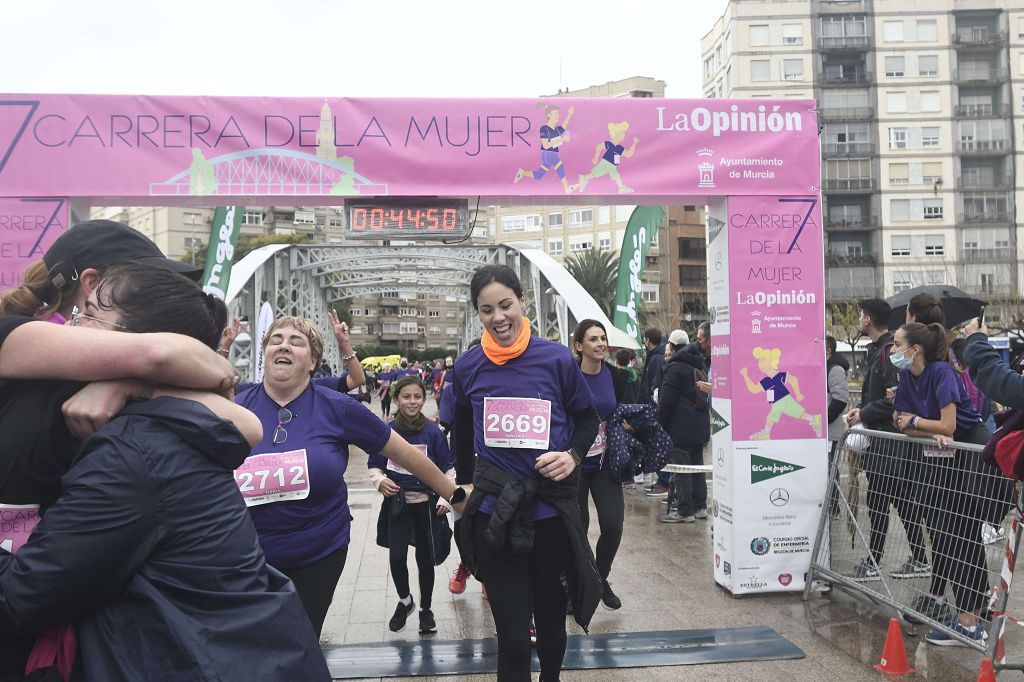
[890,349,914,370]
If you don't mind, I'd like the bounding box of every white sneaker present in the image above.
[982,523,1007,545]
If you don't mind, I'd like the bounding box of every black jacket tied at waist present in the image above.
[460,458,603,631]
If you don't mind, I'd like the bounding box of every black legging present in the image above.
[280,545,348,636]
[919,422,1012,612]
[474,516,570,682]
[864,438,928,565]
[389,501,435,609]
[578,467,624,581]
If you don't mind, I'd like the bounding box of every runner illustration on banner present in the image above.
[513,103,576,194]
[739,346,821,440]
[578,121,639,193]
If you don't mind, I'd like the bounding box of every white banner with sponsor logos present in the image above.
[709,195,827,595]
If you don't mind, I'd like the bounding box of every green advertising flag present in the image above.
[201,206,243,299]
[612,206,665,344]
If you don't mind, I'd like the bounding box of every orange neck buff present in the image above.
[481,318,532,366]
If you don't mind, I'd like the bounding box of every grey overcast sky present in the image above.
[2,0,730,99]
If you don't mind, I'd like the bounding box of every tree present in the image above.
[563,248,619,318]
[827,302,864,377]
[181,233,315,271]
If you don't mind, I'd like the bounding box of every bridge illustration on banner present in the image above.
[148,148,389,197]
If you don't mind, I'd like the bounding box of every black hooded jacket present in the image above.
[0,397,330,682]
[657,344,710,447]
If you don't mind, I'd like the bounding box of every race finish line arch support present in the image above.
[0,93,824,596]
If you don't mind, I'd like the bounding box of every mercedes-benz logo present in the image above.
[769,488,790,507]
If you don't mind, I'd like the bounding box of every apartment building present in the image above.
[702,0,1024,302]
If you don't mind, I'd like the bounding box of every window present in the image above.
[446,327,458,336]
[889,163,909,185]
[918,55,938,76]
[922,161,942,184]
[885,56,905,77]
[294,211,315,225]
[568,209,593,228]
[981,273,995,294]
[328,216,343,229]
[923,199,943,219]
[428,310,440,318]
[679,265,707,286]
[650,231,659,248]
[428,326,440,336]
[924,234,944,256]
[888,128,907,149]
[921,127,940,148]
[678,237,707,259]
[925,270,945,285]
[599,206,612,225]
[641,284,660,303]
[501,214,541,233]
[381,291,399,299]
[383,323,400,334]
[884,20,904,42]
[831,240,864,257]
[569,240,593,253]
[399,307,415,317]
[782,23,802,45]
[917,20,936,42]
[749,24,769,46]
[783,59,803,81]
[548,212,563,229]
[548,239,563,256]
[887,92,907,113]
[1019,16,1024,39]
[615,205,636,221]
[892,271,913,292]
[891,199,910,221]
[828,203,864,225]
[891,235,911,256]
[242,211,263,226]
[920,91,940,113]
[751,60,770,82]
[400,322,418,335]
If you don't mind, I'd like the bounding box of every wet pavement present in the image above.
[322,396,1003,680]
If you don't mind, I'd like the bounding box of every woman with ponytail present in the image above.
[891,321,1011,646]
[452,264,600,682]
[368,375,455,635]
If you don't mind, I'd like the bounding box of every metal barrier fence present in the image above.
[804,427,1024,669]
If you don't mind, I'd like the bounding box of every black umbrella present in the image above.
[885,284,987,329]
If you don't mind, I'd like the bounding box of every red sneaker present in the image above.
[449,563,471,595]
[482,583,488,600]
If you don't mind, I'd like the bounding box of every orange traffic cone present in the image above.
[874,617,916,675]
[977,657,996,682]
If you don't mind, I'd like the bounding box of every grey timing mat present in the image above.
[322,626,805,678]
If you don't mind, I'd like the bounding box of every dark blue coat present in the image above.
[0,397,329,682]
[658,344,710,447]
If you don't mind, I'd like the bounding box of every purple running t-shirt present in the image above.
[581,363,617,474]
[236,382,391,570]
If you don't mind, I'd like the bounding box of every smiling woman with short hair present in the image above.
[235,316,465,636]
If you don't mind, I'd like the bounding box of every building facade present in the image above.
[702,0,1024,304]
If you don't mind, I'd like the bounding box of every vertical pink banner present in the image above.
[728,195,826,441]
[0,197,68,293]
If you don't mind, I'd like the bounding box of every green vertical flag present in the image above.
[201,206,243,299]
[612,206,665,344]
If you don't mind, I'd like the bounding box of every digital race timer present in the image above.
[344,198,472,240]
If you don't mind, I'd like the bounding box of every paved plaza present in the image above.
[317,396,1011,681]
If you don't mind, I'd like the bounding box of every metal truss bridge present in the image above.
[224,243,637,381]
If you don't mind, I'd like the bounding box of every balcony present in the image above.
[819,71,872,86]
[827,253,877,266]
[814,0,867,13]
[952,29,1006,49]
[953,68,1008,84]
[955,178,1010,191]
[954,103,1010,118]
[825,215,878,230]
[823,141,876,157]
[818,35,873,51]
[961,248,1014,263]
[820,106,874,122]
[823,177,876,192]
[827,265,880,299]
[959,212,1011,225]
[958,139,1010,155]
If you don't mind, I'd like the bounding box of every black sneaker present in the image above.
[389,598,415,632]
[418,608,437,634]
[602,581,622,610]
